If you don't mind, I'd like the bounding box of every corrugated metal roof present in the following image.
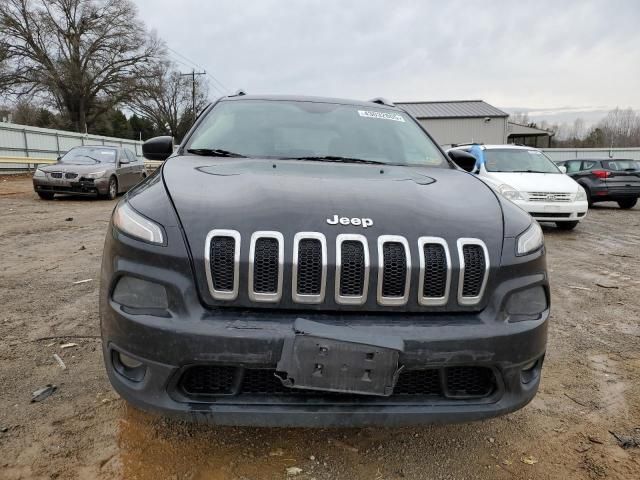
[507,122,552,136]
[395,100,508,119]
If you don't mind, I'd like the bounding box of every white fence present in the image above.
[542,148,640,161]
[0,122,144,170]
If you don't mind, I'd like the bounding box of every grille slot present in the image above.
[418,237,451,305]
[458,239,489,305]
[205,230,240,300]
[377,236,410,305]
[249,232,284,302]
[178,366,496,400]
[65,172,78,179]
[336,235,369,305]
[292,233,326,303]
[50,172,63,178]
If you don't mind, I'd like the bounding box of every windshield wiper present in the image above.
[187,148,247,158]
[283,155,388,165]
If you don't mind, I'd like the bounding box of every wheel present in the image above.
[104,176,118,200]
[37,192,54,200]
[556,221,579,231]
[617,198,637,209]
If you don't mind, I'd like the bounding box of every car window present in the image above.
[565,161,582,173]
[483,149,560,173]
[582,161,598,170]
[603,160,639,171]
[59,147,117,165]
[126,150,137,162]
[187,99,448,167]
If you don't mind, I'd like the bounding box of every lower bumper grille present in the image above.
[530,212,572,218]
[178,365,496,400]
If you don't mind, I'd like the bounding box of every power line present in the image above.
[180,70,207,118]
[166,46,230,94]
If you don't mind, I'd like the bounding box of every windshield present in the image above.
[60,147,117,164]
[484,148,560,173]
[603,160,640,171]
[186,100,448,167]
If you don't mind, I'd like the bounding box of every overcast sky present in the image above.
[134,0,640,124]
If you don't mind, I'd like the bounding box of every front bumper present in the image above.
[514,199,588,222]
[33,177,109,195]
[100,218,549,427]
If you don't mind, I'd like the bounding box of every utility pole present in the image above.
[180,69,206,119]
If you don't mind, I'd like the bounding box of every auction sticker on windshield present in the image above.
[358,110,405,122]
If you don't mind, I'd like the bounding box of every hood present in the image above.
[39,163,113,174]
[485,172,579,193]
[163,156,505,312]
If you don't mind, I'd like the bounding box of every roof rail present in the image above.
[368,97,395,107]
[229,89,246,97]
[451,142,483,148]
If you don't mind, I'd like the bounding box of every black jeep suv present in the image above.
[559,158,640,209]
[100,95,549,427]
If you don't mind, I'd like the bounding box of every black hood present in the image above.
[162,156,504,312]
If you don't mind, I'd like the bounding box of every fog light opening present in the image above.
[112,350,147,382]
[520,357,542,385]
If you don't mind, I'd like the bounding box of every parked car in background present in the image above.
[32,146,146,200]
[556,159,640,209]
[448,144,588,230]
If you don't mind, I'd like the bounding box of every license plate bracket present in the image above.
[276,319,404,396]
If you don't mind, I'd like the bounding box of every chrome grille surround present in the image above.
[292,232,327,304]
[204,229,241,301]
[527,192,573,202]
[456,238,490,306]
[377,235,411,306]
[417,237,452,306]
[249,231,284,303]
[335,234,370,305]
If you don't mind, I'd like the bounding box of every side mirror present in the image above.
[119,157,130,165]
[558,165,567,174]
[447,150,477,172]
[143,136,174,161]
[56,155,61,161]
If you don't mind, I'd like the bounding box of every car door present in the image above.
[115,149,133,191]
[126,149,146,185]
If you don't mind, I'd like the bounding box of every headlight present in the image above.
[85,170,107,179]
[497,184,524,202]
[33,169,45,178]
[112,201,164,244]
[516,222,544,256]
[575,187,587,202]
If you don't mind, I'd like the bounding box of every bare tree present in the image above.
[129,60,209,139]
[598,107,640,148]
[0,0,163,132]
[510,112,530,125]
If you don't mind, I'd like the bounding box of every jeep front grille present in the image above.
[249,232,284,302]
[204,231,489,308]
[335,235,369,305]
[457,239,490,305]
[204,230,240,301]
[292,233,327,303]
[418,237,451,306]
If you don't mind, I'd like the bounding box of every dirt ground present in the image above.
[0,173,639,480]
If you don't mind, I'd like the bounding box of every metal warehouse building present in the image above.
[396,100,509,147]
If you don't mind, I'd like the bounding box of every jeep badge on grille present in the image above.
[326,215,373,228]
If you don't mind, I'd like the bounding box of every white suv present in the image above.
[448,144,588,230]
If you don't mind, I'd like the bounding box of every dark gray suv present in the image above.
[100,95,549,427]
[559,158,640,209]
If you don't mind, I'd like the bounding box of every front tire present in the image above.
[617,198,637,209]
[104,177,118,200]
[556,221,579,231]
[37,192,54,200]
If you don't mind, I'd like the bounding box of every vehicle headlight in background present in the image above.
[497,184,524,202]
[576,187,587,202]
[112,201,164,244]
[85,170,107,179]
[33,169,45,178]
[516,221,544,256]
